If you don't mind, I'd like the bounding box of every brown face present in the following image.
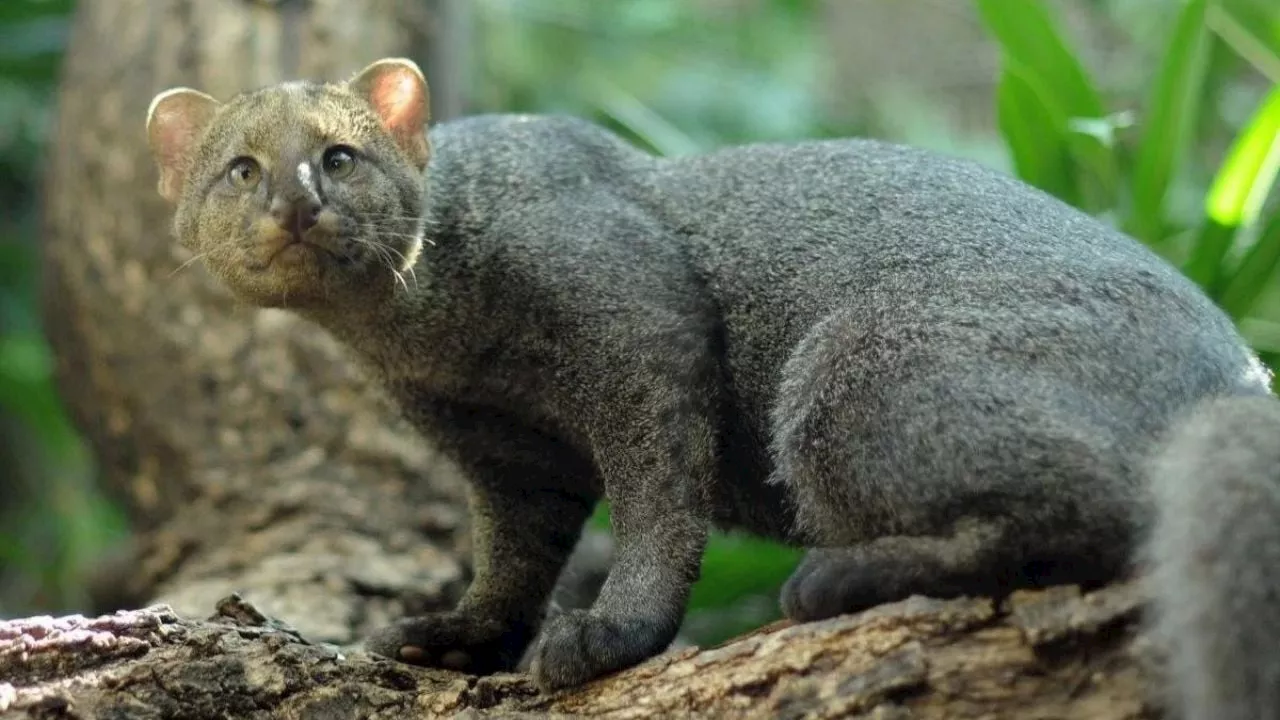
[146,59,431,310]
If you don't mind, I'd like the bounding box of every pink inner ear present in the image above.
[370,71,426,135]
[148,92,217,202]
[156,109,200,167]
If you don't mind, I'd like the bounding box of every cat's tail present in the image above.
[1145,391,1280,720]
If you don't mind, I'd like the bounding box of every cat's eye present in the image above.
[226,157,261,190]
[322,145,357,179]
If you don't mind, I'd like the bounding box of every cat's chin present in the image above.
[211,261,328,311]
[262,242,312,271]
[199,238,391,312]
[224,262,393,314]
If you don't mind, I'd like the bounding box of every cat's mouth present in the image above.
[263,232,356,268]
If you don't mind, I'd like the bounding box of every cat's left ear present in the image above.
[349,57,431,170]
[146,88,220,203]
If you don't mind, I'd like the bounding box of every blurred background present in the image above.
[1,0,1277,647]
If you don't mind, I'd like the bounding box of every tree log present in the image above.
[1,583,1158,719]
[29,0,1165,717]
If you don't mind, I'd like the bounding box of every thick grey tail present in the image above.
[1145,392,1280,720]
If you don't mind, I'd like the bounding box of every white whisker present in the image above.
[168,252,208,278]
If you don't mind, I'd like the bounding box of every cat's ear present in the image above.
[349,58,431,170]
[146,88,220,203]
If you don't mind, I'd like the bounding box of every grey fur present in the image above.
[1146,394,1280,720]
[145,62,1279,712]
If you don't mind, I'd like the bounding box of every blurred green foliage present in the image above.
[978,0,1280,375]
[472,0,828,153]
[0,0,1276,649]
[0,0,123,619]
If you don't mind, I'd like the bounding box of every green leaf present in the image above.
[1127,0,1214,244]
[1241,318,1280,354]
[1218,212,1280,318]
[1065,114,1126,216]
[1206,85,1280,228]
[1185,219,1238,293]
[1217,0,1280,80]
[688,534,801,611]
[995,63,1077,204]
[590,79,703,157]
[0,334,52,385]
[1184,84,1280,291]
[974,0,1106,119]
[976,0,1117,213]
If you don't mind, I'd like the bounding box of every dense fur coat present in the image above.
[146,59,1279,717]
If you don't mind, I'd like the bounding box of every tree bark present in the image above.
[1,582,1159,719]
[27,0,1165,718]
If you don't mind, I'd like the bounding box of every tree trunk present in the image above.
[40,0,479,649]
[22,0,1165,717]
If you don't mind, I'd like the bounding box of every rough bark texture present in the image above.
[1,583,1161,719]
[30,0,1166,717]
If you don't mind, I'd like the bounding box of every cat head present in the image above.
[146,58,431,310]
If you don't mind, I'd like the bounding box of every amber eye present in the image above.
[322,145,357,179]
[226,157,261,190]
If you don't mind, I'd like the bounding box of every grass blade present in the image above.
[1216,0,1280,82]
[995,62,1077,205]
[590,79,703,157]
[1218,212,1280,318]
[1127,0,1213,245]
[974,0,1105,118]
[1207,85,1280,228]
[1241,318,1280,354]
[976,0,1117,213]
[1184,84,1280,292]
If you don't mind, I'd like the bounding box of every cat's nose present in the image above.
[270,198,322,234]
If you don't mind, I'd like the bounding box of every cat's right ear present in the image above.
[146,88,220,203]
[349,58,431,170]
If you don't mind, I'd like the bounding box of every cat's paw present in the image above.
[780,547,900,622]
[365,611,531,675]
[527,609,672,691]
